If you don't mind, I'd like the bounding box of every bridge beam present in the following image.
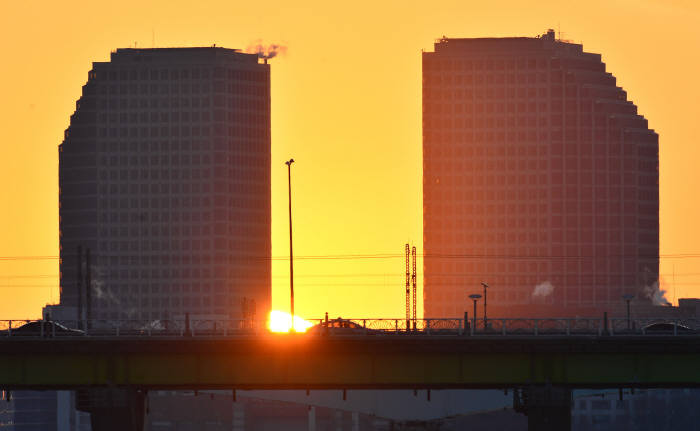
[2,336,700,389]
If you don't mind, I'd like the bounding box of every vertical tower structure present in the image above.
[422,30,658,317]
[59,47,271,321]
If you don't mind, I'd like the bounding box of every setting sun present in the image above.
[268,310,315,333]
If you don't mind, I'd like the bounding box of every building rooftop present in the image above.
[109,46,260,64]
[432,29,583,55]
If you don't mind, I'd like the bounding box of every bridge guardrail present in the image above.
[0,317,698,337]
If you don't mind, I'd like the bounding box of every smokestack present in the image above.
[85,249,92,330]
[76,245,83,329]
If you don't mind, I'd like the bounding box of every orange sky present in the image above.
[1,0,700,320]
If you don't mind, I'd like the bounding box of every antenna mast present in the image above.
[412,246,417,330]
[405,243,410,331]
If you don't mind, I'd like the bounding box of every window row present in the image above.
[92,66,265,83]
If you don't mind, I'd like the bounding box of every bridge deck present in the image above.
[1,335,699,389]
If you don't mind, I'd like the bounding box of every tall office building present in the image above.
[422,30,659,317]
[59,47,271,321]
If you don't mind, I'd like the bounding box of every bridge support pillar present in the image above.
[515,386,571,431]
[76,388,146,431]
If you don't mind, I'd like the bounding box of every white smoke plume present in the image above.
[244,40,288,59]
[91,266,117,304]
[90,265,137,318]
[532,281,555,298]
[640,280,671,306]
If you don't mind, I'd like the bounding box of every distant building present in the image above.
[3,391,91,431]
[145,391,379,431]
[58,47,271,322]
[422,30,659,317]
[572,389,700,431]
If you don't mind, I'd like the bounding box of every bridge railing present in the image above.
[0,318,270,337]
[1,317,699,337]
[343,318,604,336]
[609,318,700,335]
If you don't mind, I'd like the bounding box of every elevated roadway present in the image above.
[1,334,699,390]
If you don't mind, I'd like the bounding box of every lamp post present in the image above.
[481,282,489,328]
[285,159,295,330]
[622,294,634,330]
[469,294,482,333]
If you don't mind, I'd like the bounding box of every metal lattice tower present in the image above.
[405,243,410,329]
[412,246,417,327]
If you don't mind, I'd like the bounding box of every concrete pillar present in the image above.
[232,402,245,431]
[526,386,571,431]
[308,406,316,431]
[76,388,145,431]
[335,410,343,431]
[56,391,70,431]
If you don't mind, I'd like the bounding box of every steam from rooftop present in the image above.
[532,281,555,298]
[245,40,287,59]
[640,280,671,306]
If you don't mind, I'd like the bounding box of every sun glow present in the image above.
[268,310,315,333]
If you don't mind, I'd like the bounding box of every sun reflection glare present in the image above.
[268,310,314,333]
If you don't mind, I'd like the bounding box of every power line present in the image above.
[0,275,59,279]
[4,252,700,261]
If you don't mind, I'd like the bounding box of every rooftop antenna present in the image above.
[411,246,417,330]
[405,243,410,331]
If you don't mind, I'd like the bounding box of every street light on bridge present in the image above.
[469,294,482,333]
[285,159,295,330]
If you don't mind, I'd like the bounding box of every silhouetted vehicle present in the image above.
[307,318,378,335]
[0,321,84,337]
[642,322,695,334]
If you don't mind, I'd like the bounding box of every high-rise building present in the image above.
[422,30,659,317]
[59,47,271,321]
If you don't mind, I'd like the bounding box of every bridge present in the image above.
[1,335,700,389]
[2,318,700,430]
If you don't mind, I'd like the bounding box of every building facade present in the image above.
[59,47,271,321]
[422,30,659,317]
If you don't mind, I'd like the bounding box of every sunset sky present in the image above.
[1,0,699,320]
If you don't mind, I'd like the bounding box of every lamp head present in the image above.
[285,159,295,166]
[469,294,482,300]
[622,294,635,301]
[481,282,489,288]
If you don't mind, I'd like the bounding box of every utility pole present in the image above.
[285,159,295,330]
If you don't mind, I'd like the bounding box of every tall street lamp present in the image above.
[481,282,489,327]
[285,159,295,330]
[622,294,635,330]
[469,294,482,333]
